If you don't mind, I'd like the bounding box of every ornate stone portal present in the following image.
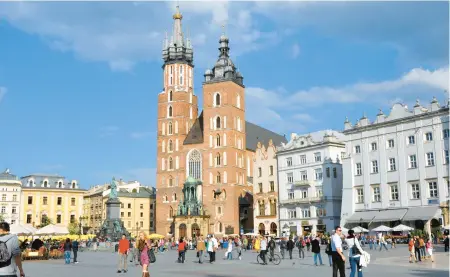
[97,177,130,241]
[173,177,210,239]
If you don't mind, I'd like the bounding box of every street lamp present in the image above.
[79,216,83,238]
[136,222,139,237]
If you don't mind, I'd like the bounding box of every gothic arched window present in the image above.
[216,153,221,166]
[216,172,221,184]
[237,94,241,108]
[216,134,221,147]
[216,116,221,129]
[168,105,173,118]
[168,122,173,135]
[168,140,173,152]
[172,193,177,201]
[168,157,173,170]
[187,149,201,180]
[214,93,221,106]
[168,91,173,102]
[169,206,174,217]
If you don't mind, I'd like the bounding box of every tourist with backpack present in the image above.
[324,238,333,266]
[0,222,25,277]
[296,237,305,259]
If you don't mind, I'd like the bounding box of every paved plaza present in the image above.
[23,245,449,277]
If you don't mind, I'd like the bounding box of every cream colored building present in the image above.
[20,174,85,227]
[0,169,22,225]
[252,140,280,236]
[84,180,156,235]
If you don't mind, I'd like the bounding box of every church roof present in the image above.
[183,111,204,145]
[183,112,287,151]
[245,121,287,151]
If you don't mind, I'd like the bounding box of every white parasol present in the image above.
[392,224,414,232]
[371,225,392,232]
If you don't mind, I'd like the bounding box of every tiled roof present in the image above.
[183,111,204,145]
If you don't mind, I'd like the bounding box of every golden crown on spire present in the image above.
[173,5,182,20]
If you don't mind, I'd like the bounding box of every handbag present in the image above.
[148,248,156,263]
[352,238,362,256]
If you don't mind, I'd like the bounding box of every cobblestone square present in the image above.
[22,245,449,277]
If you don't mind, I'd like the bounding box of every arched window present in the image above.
[216,172,221,183]
[58,181,63,188]
[168,122,173,135]
[168,176,173,187]
[168,91,173,102]
[169,157,173,170]
[216,116,221,129]
[221,189,226,200]
[172,193,177,201]
[169,206,174,217]
[214,93,221,106]
[216,153,221,166]
[168,140,173,152]
[187,149,202,180]
[168,105,173,118]
[43,181,48,188]
[216,134,221,147]
[237,116,241,131]
[218,222,223,233]
[163,195,168,202]
[237,94,241,108]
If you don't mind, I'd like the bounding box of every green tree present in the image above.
[0,214,4,222]
[68,220,80,235]
[38,216,52,228]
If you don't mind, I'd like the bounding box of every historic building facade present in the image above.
[19,174,85,228]
[340,99,450,233]
[155,7,286,237]
[83,180,156,235]
[0,169,22,225]
[253,140,279,236]
[277,131,345,236]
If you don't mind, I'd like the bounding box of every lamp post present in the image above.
[79,216,82,238]
[136,222,139,237]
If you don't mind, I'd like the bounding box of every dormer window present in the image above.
[71,182,76,189]
[57,181,63,188]
[28,180,33,187]
[43,181,48,188]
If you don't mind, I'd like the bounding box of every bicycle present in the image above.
[257,251,281,265]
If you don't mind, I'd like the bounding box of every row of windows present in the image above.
[257,181,276,193]
[0,194,18,202]
[287,189,322,200]
[120,203,145,209]
[257,166,274,177]
[258,200,277,216]
[27,196,77,206]
[353,129,449,154]
[213,92,241,109]
[166,64,191,87]
[355,180,449,203]
[286,167,337,183]
[0,206,17,214]
[285,152,323,167]
[26,180,77,189]
[355,150,449,175]
[26,214,77,224]
[120,211,146,218]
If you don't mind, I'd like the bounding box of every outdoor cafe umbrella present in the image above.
[243,232,258,236]
[371,225,392,232]
[392,224,414,232]
[352,226,369,233]
[36,224,69,236]
[10,224,34,236]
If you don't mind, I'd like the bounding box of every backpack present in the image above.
[414,240,420,249]
[0,237,12,268]
[148,248,156,263]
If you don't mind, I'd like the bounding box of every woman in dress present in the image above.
[137,232,152,277]
[425,239,434,262]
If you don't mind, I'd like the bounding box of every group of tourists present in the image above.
[116,232,156,277]
[408,235,435,263]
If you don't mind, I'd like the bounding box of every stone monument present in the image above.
[97,177,130,241]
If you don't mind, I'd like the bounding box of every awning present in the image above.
[402,206,440,221]
[346,209,407,223]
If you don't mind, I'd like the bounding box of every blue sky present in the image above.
[0,1,448,187]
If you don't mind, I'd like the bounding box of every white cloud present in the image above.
[99,125,119,137]
[130,131,154,139]
[291,43,300,59]
[246,67,448,133]
[0,87,6,103]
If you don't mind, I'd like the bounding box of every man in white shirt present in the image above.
[260,236,268,265]
[331,226,346,277]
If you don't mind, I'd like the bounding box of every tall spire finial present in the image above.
[173,4,182,20]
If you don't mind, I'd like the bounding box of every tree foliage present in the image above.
[38,216,52,228]
[68,220,80,235]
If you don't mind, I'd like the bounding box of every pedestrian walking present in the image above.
[196,235,206,264]
[280,237,287,259]
[0,222,25,277]
[177,238,186,263]
[425,239,434,262]
[331,226,346,277]
[296,237,305,259]
[311,235,323,266]
[63,238,72,265]
[72,239,79,264]
[379,235,388,251]
[287,237,294,260]
[408,238,416,263]
[414,236,421,262]
[137,232,152,277]
[117,234,129,273]
[345,230,366,277]
[325,239,333,266]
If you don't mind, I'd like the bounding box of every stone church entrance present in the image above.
[191,223,200,238]
[179,223,187,238]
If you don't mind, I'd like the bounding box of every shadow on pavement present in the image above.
[408,269,450,277]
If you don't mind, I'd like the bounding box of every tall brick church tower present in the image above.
[155,6,198,235]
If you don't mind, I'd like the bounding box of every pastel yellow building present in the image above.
[20,174,86,227]
[83,180,156,235]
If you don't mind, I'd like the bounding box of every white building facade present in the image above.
[340,99,449,233]
[253,140,279,236]
[277,131,345,236]
[0,169,22,224]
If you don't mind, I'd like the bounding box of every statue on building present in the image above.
[176,176,203,216]
[109,177,118,199]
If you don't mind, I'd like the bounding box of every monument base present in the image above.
[97,198,130,241]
